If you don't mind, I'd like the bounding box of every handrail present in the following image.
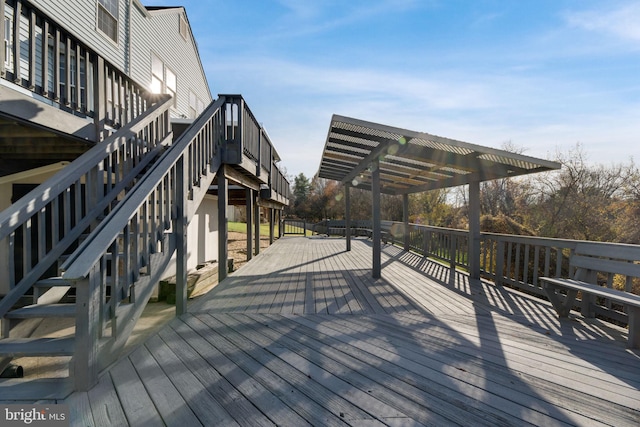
[60,97,226,390]
[0,95,172,241]
[0,94,173,317]
[61,96,225,279]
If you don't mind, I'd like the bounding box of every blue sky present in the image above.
[145,0,640,180]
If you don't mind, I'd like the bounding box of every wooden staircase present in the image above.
[0,95,174,399]
[0,95,228,399]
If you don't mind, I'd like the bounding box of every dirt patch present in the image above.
[227,231,272,271]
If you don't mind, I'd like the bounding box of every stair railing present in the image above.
[60,96,227,391]
[0,94,173,327]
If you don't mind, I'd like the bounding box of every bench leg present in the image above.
[581,293,596,318]
[627,307,640,349]
[543,284,578,317]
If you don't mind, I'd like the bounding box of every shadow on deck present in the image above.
[62,237,640,425]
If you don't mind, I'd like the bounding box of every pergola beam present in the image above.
[317,115,561,280]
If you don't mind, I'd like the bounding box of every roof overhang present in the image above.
[317,115,561,195]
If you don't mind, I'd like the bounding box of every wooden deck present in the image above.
[63,237,640,425]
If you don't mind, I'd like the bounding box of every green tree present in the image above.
[290,173,311,218]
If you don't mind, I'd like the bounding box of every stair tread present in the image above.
[0,377,73,400]
[0,337,74,357]
[6,304,76,319]
[34,277,71,287]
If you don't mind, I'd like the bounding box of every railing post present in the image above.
[449,234,456,271]
[496,240,504,286]
[74,271,100,391]
[175,156,188,315]
[423,230,430,257]
[403,194,410,251]
[303,219,307,236]
[0,0,5,77]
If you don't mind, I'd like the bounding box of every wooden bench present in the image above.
[363,221,393,244]
[540,243,640,348]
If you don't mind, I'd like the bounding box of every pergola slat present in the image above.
[317,114,561,280]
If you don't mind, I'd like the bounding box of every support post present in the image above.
[73,273,100,391]
[93,56,106,142]
[372,160,381,279]
[345,183,351,252]
[175,156,188,315]
[468,180,481,280]
[246,188,253,261]
[218,172,228,283]
[269,208,275,244]
[403,193,410,251]
[254,199,260,255]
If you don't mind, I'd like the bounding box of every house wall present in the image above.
[24,0,212,120]
[130,8,212,119]
[163,194,219,279]
[28,0,128,70]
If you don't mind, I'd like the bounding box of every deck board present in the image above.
[56,237,640,426]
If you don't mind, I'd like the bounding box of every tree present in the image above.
[409,189,456,227]
[290,173,311,218]
[524,144,631,241]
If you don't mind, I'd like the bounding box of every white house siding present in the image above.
[22,1,211,120]
[135,8,212,119]
[29,0,128,73]
[164,194,219,279]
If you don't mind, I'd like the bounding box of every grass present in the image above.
[229,221,280,236]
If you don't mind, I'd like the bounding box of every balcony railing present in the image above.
[220,94,290,202]
[1,0,150,130]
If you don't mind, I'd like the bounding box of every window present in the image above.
[150,54,177,108]
[97,0,118,42]
[165,67,176,106]
[150,54,163,93]
[179,15,188,40]
[4,15,12,68]
[188,91,197,118]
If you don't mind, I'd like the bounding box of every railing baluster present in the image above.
[28,9,36,88]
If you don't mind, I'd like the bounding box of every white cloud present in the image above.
[564,3,640,43]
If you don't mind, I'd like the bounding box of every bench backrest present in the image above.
[571,243,640,292]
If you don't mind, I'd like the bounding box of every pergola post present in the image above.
[218,172,228,283]
[468,179,481,280]
[246,188,253,261]
[372,159,381,279]
[345,182,351,252]
[403,193,409,251]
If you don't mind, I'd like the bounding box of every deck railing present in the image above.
[220,95,290,200]
[317,219,640,328]
[0,94,172,325]
[60,96,227,390]
[1,0,150,129]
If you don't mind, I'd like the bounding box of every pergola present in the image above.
[317,115,561,279]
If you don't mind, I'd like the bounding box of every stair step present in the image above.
[6,304,76,319]
[0,337,74,357]
[34,277,72,288]
[0,377,73,400]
